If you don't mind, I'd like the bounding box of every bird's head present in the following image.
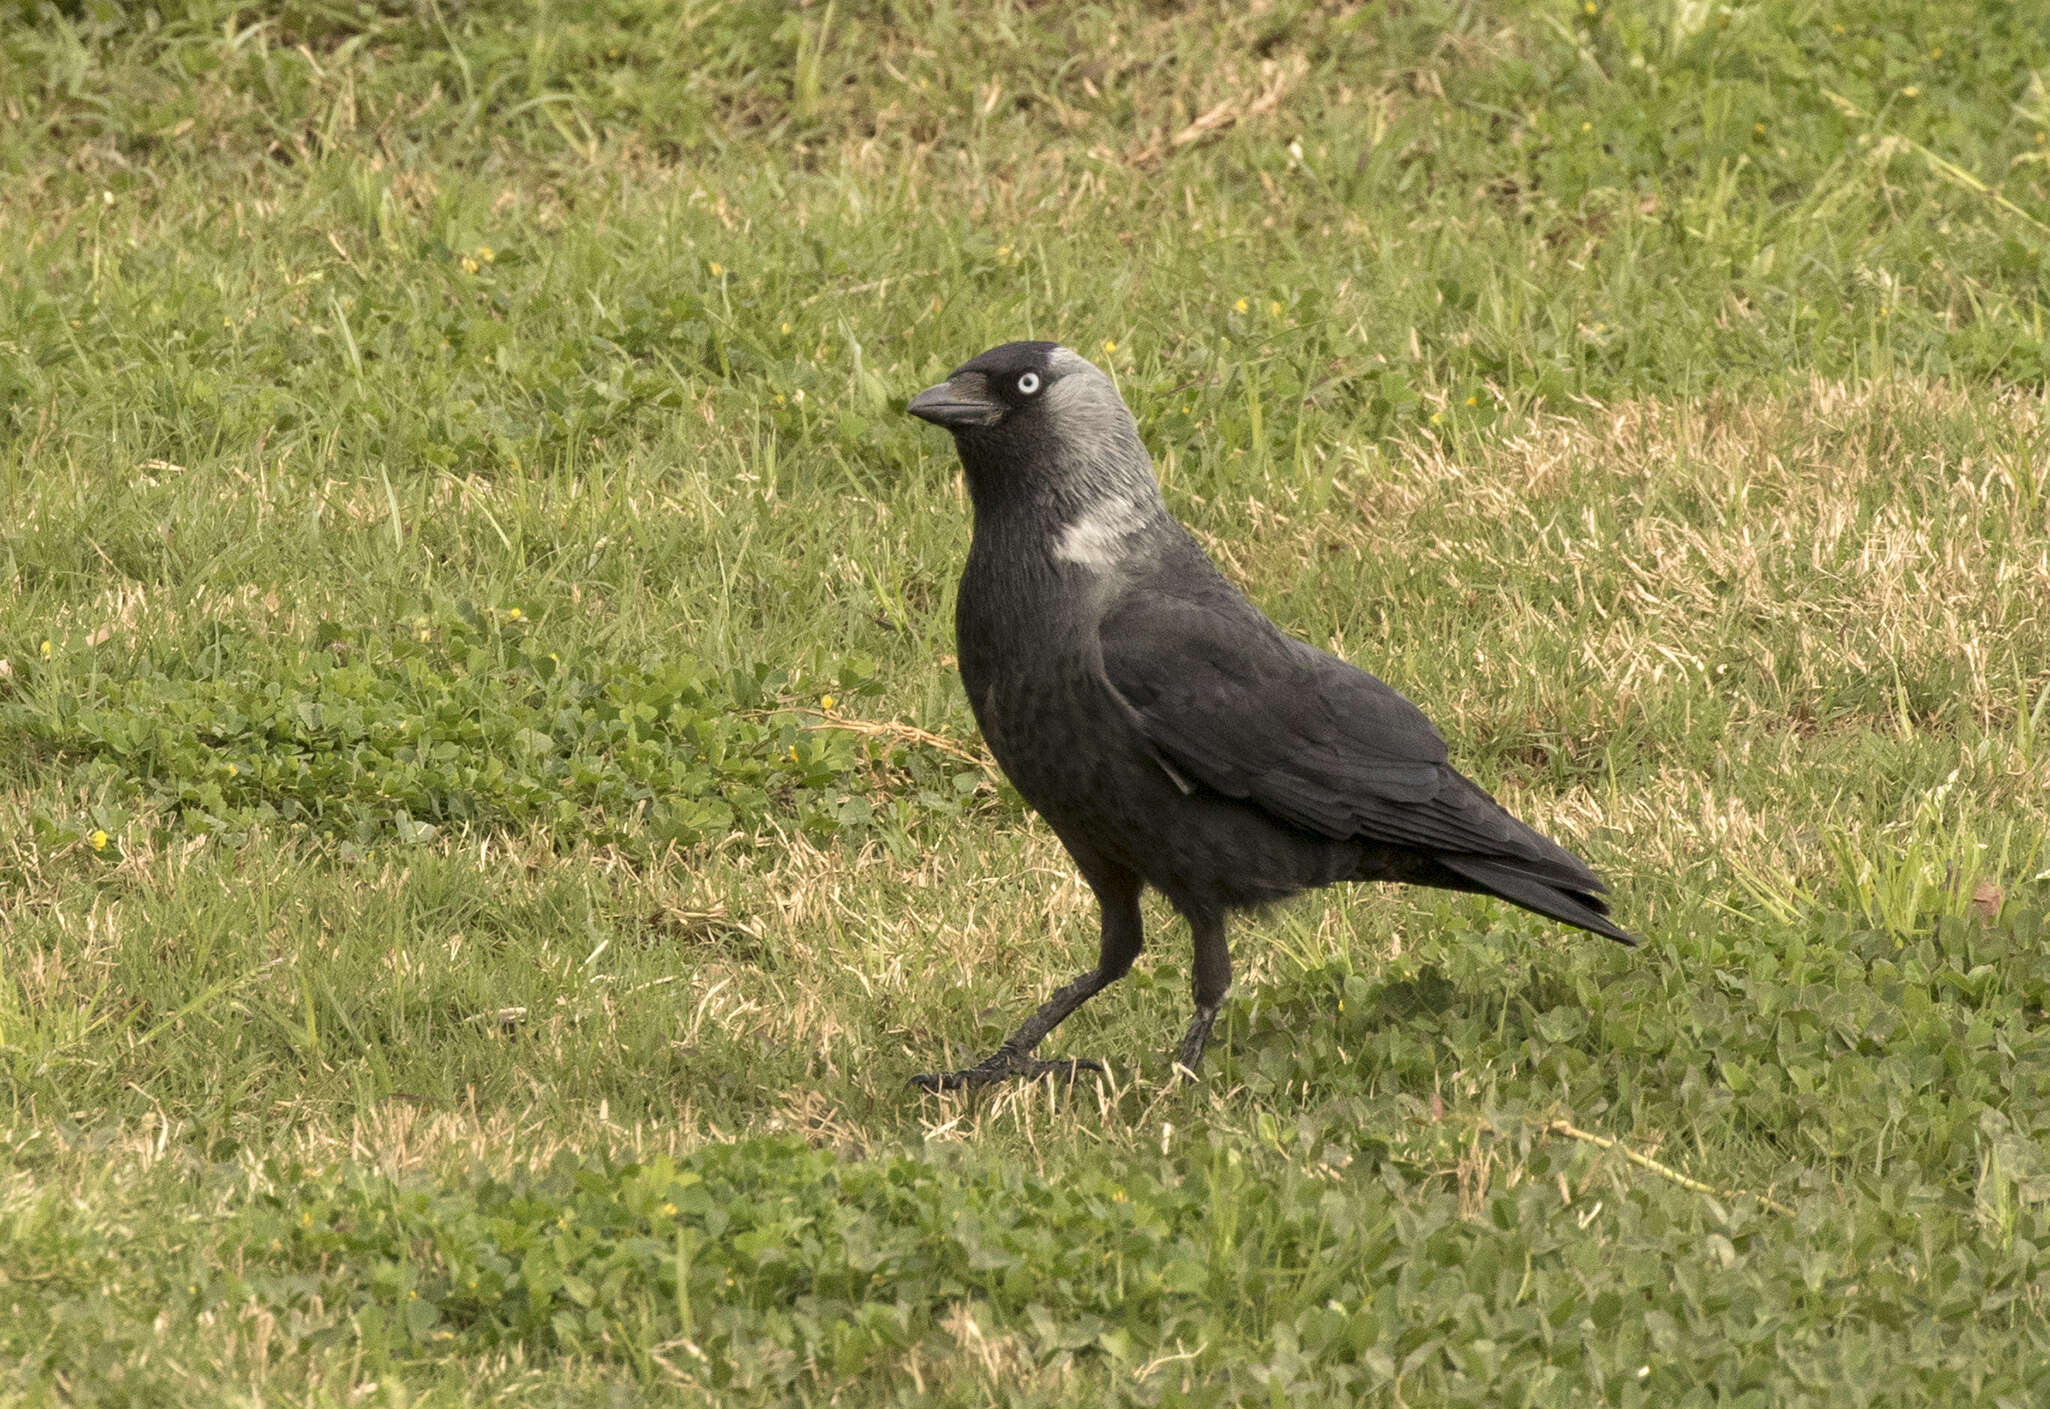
[906,341,1156,517]
[905,340,1073,433]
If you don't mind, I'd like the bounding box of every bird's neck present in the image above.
[958,430,1167,551]
[956,413,1157,507]
[1046,491,1165,571]
[963,481,1168,583]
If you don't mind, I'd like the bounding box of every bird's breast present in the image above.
[954,554,1128,814]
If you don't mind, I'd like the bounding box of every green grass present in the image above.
[3,0,2050,1402]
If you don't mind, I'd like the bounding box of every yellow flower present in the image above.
[659,1202,678,1216]
[1233,298,1248,313]
[89,829,109,851]
[1580,121,1593,132]
[1584,2,1596,13]
[417,628,431,642]
[460,256,479,274]
[1901,86,1919,98]
[40,640,52,658]
[787,745,800,763]
[1465,395,1478,406]
[708,261,725,277]
[1267,300,1282,317]
[227,763,238,776]
[1101,339,1117,356]
[476,245,495,263]
[1429,411,1443,424]
[1929,47,1941,58]
[780,321,792,334]
[819,694,837,710]
[506,607,523,621]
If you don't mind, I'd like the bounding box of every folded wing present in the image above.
[1098,580,1634,944]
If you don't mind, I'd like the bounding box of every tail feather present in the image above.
[1435,854,1638,947]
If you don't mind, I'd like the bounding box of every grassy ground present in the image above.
[3,0,2049,1402]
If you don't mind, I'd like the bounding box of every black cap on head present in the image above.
[906,341,1065,429]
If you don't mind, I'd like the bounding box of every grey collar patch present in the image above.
[1054,496,1153,569]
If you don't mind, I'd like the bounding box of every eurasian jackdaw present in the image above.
[904,341,1633,1090]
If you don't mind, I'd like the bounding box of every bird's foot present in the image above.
[907,1052,1107,1093]
[1170,1003,1221,1083]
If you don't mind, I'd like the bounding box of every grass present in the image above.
[2,0,2049,1402]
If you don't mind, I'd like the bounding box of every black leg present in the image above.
[1172,908,1231,1079]
[910,866,1143,1092]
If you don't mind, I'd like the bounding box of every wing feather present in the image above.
[1098,581,1604,890]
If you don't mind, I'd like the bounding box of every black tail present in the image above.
[1434,854,1638,947]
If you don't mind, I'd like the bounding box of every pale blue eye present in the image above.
[1017,372,1041,395]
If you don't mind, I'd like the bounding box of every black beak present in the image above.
[906,378,1001,429]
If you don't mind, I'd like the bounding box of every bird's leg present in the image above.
[1171,909,1231,1080]
[910,870,1142,1092]
[908,969,1112,1092]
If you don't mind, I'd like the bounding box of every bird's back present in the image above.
[1091,531,1631,941]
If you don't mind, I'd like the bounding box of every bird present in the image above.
[902,340,1634,1091]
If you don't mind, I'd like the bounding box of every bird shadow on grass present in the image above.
[1210,948,1612,1108]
